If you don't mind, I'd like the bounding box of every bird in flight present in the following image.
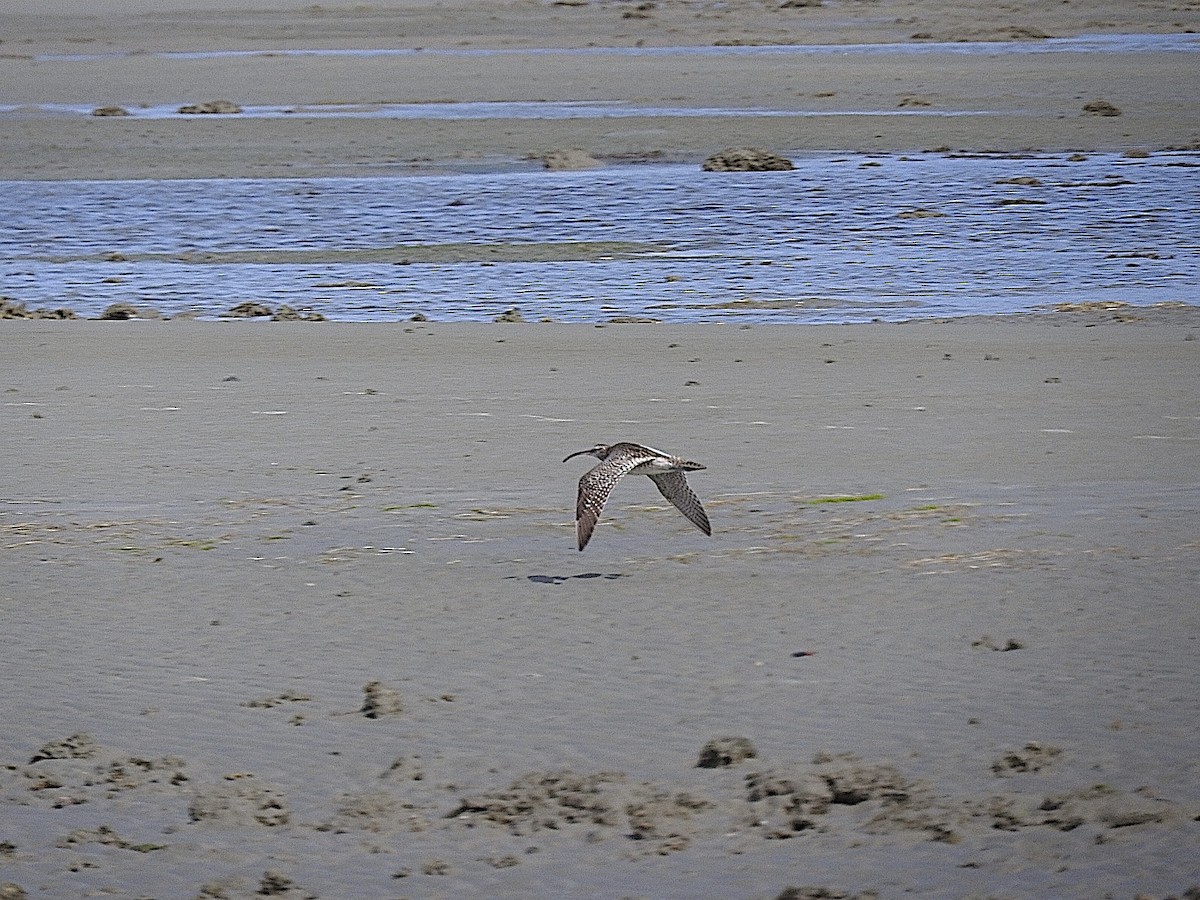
[562,442,711,550]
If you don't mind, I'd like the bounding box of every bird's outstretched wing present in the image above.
[575,446,658,550]
[648,472,712,536]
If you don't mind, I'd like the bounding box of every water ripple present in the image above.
[2,152,1197,323]
[31,33,1200,63]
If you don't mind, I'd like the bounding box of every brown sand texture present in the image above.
[1,0,1199,179]
[3,0,1200,897]
[3,314,1199,898]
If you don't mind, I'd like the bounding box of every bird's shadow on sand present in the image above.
[524,572,625,585]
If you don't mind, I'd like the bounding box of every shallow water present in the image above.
[3,152,1197,323]
[0,101,1003,120]
[32,32,1200,62]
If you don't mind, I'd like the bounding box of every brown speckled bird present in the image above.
[562,442,711,551]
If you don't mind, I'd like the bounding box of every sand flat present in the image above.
[3,316,1198,897]
[2,0,1198,179]
[2,0,1199,895]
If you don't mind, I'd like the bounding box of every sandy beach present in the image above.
[3,0,1200,897]
[2,0,1199,179]
[3,314,1199,898]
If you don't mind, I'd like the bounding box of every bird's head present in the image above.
[562,443,611,463]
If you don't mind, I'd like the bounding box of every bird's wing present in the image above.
[575,447,658,550]
[647,472,712,536]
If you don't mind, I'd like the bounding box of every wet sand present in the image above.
[2,0,1199,179]
[3,313,1199,897]
[3,1,1200,897]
